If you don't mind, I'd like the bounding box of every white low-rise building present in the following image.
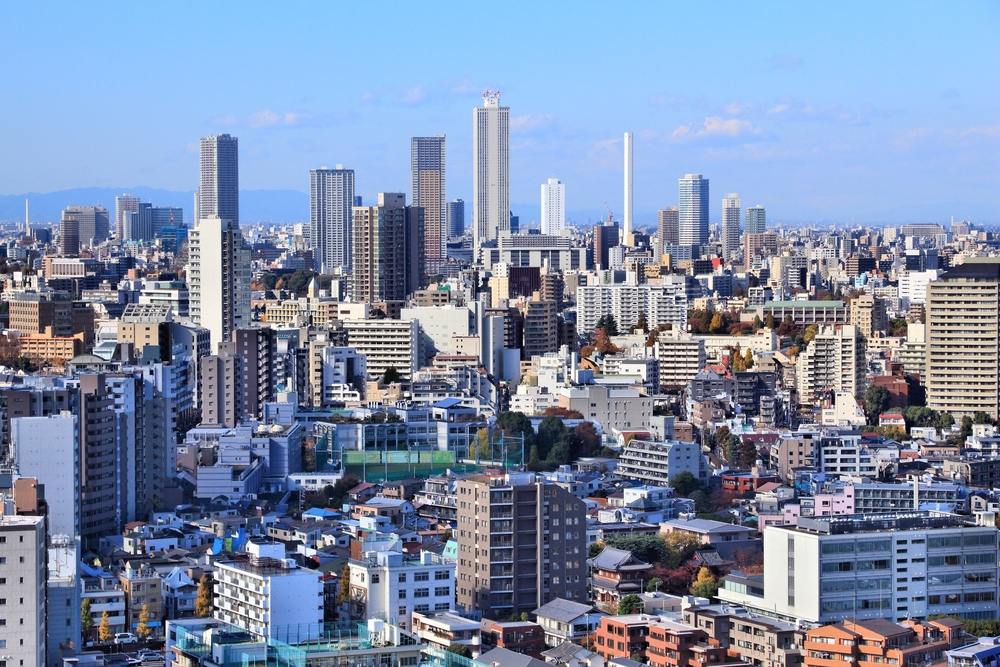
[213,541,323,640]
[347,544,456,630]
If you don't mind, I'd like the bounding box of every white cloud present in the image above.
[248,110,305,128]
[671,116,770,143]
[771,54,803,69]
[511,114,555,134]
[649,93,688,107]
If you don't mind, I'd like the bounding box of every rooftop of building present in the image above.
[779,510,974,535]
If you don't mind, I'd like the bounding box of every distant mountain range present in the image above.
[0,187,310,224]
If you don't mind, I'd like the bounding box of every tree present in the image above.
[974,411,994,425]
[751,315,762,331]
[646,577,663,593]
[446,643,472,658]
[81,598,93,637]
[195,575,213,617]
[739,439,760,468]
[337,564,352,606]
[713,426,731,453]
[589,541,605,558]
[669,471,702,496]
[709,314,725,334]
[937,412,955,430]
[596,314,620,337]
[383,367,401,384]
[726,435,741,465]
[475,428,492,461]
[742,348,754,370]
[136,603,152,639]
[98,610,113,643]
[645,330,659,347]
[961,415,974,439]
[634,311,649,334]
[618,594,643,615]
[765,313,775,330]
[569,421,602,460]
[593,328,617,355]
[864,385,891,426]
[689,567,719,599]
[537,415,567,461]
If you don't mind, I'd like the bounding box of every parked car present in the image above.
[137,650,162,662]
[114,632,138,645]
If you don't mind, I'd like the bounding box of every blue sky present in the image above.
[1,1,998,224]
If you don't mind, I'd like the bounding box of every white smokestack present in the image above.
[623,132,633,241]
[25,199,28,234]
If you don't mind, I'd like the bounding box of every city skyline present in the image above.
[0,3,996,224]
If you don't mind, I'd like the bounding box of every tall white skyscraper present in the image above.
[199,134,239,223]
[540,178,565,235]
[190,134,250,347]
[623,131,633,240]
[411,136,447,272]
[679,174,709,246]
[310,166,356,273]
[115,193,140,239]
[189,216,252,348]
[722,193,741,260]
[473,90,510,252]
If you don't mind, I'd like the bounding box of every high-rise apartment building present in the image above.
[657,207,679,253]
[722,193,741,260]
[926,260,1000,419]
[0,514,46,667]
[746,204,766,235]
[456,473,588,619]
[678,174,709,246]
[351,193,425,304]
[188,216,252,347]
[79,374,121,544]
[447,199,465,239]
[849,294,888,339]
[522,291,559,360]
[235,328,277,420]
[473,91,510,251]
[411,136,447,272]
[795,324,867,405]
[199,342,245,428]
[115,194,140,239]
[199,134,239,223]
[540,178,565,235]
[310,166,356,274]
[11,413,80,538]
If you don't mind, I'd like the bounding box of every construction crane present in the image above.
[604,202,614,224]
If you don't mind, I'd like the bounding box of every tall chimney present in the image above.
[24,199,28,235]
[623,131,633,242]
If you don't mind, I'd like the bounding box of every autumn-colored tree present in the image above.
[731,344,745,371]
[81,598,94,637]
[634,311,649,334]
[544,407,584,419]
[593,328,617,355]
[690,567,719,599]
[136,603,152,639]
[475,427,492,461]
[645,330,658,347]
[98,610,113,643]
[195,575,213,618]
[714,425,731,452]
[743,348,754,370]
[337,564,352,606]
[708,314,725,333]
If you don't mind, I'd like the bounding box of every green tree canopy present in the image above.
[596,314,620,337]
[669,471,702,496]
[618,594,643,615]
[864,385,891,426]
